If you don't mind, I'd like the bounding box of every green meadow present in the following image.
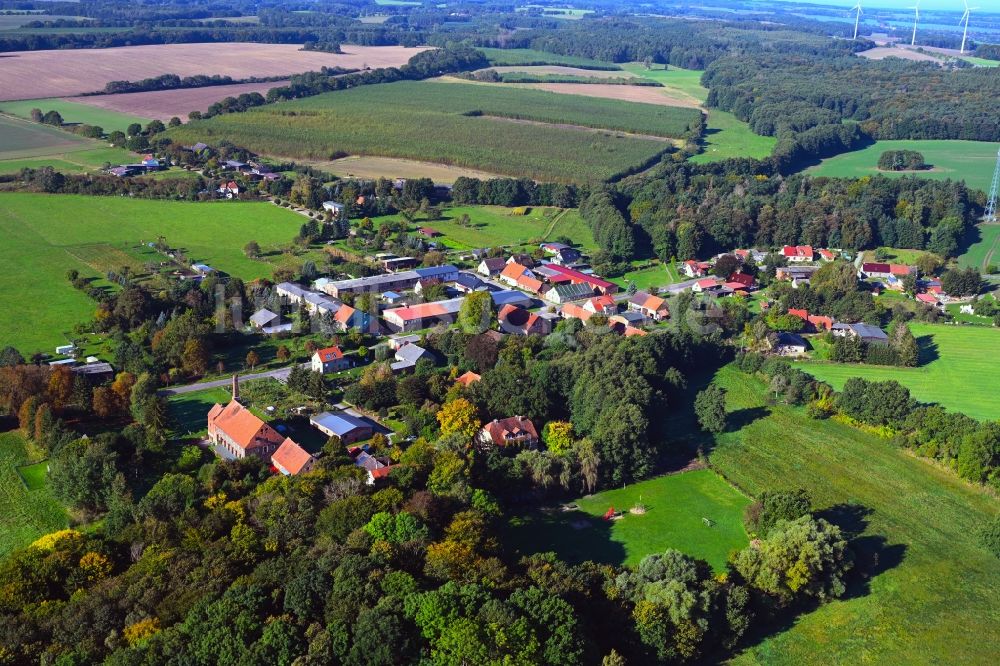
[0,113,138,174]
[506,469,750,572]
[0,432,68,557]
[167,80,699,183]
[792,323,1000,421]
[611,261,683,290]
[621,63,777,163]
[0,193,311,354]
[0,98,150,131]
[807,139,1000,193]
[371,205,597,252]
[958,223,1000,270]
[707,365,1000,664]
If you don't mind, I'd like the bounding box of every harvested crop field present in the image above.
[857,47,939,63]
[301,155,505,184]
[0,44,430,101]
[65,80,291,121]
[483,65,637,79]
[524,82,703,108]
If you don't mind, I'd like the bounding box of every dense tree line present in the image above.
[451,177,580,208]
[600,161,978,263]
[96,73,290,96]
[878,150,927,172]
[704,53,1000,154]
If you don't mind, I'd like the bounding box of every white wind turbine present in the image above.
[851,1,863,41]
[909,1,920,47]
[960,0,979,54]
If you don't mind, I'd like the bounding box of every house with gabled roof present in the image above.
[478,257,507,277]
[477,416,539,449]
[628,292,669,321]
[498,304,550,336]
[311,411,373,444]
[782,245,814,262]
[207,375,286,461]
[560,302,594,322]
[271,438,316,476]
[312,346,350,374]
[543,263,617,295]
[500,263,544,294]
[456,370,481,387]
[544,282,593,304]
[584,295,617,315]
[383,297,464,333]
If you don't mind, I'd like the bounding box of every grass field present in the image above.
[611,261,683,290]
[371,205,597,252]
[807,140,1000,193]
[620,64,777,163]
[168,387,232,437]
[0,98,149,130]
[477,48,621,70]
[0,112,138,174]
[0,431,68,557]
[792,323,1000,421]
[0,193,312,354]
[506,469,750,571]
[168,80,699,183]
[958,224,1000,270]
[706,366,1000,664]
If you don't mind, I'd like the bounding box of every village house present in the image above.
[311,346,351,374]
[692,277,721,293]
[207,376,286,461]
[832,322,889,344]
[728,272,755,290]
[681,260,712,278]
[500,263,544,294]
[455,370,481,387]
[584,295,617,316]
[217,181,240,199]
[322,201,346,218]
[560,302,594,322]
[782,245,814,263]
[383,297,464,333]
[542,263,617,295]
[769,332,808,356]
[628,292,669,321]
[507,253,536,268]
[391,342,431,372]
[540,242,582,265]
[333,304,372,333]
[818,249,836,262]
[311,411,373,444]
[477,416,539,449]
[477,257,507,277]
[775,265,819,282]
[498,304,551,336]
[544,282,593,304]
[271,439,316,476]
[453,272,488,293]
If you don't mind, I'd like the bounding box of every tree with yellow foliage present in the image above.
[435,398,481,441]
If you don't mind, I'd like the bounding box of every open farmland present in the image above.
[858,47,940,63]
[64,80,291,122]
[0,113,92,156]
[168,80,700,182]
[524,81,701,108]
[958,224,1000,270]
[792,323,1000,421]
[807,139,1000,193]
[505,469,750,572]
[1,98,149,129]
[620,63,777,162]
[300,155,504,184]
[484,65,636,79]
[0,193,312,354]
[706,366,1000,664]
[0,44,429,100]
[0,432,68,558]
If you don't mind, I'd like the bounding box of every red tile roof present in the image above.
[807,315,833,331]
[456,370,481,386]
[560,302,593,321]
[208,400,284,452]
[271,438,314,475]
[889,264,912,276]
[315,346,344,362]
[729,272,754,288]
[499,304,545,332]
[782,245,813,259]
[481,416,539,447]
[788,308,809,321]
[334,304,356,324]
[916,293,938,304]
[542,264,616,292]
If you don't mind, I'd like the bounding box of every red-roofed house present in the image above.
[890,264,914,277]
[628,292,669,321]
[860,263,892,279]
[500,263,544,293]
[207,376,284,460]
[498,304,550,335]
[333,304,372,333]
[477,416,539,449]
[560,302,593,322]
[542,263,617,295]
[916,293,939,305]
[271,438,316,476]
[217,181,240,199]
[788,308,809,321]
[584,295,617,315]
[818,249,836,262]
[681,260,711,278]
[456,370,481,387]
[729,272,755,289]
[693,278,721,293]
[418,227,440,237]
[807,315,834,332]
[311,346,350,374]
[782,245,814,262]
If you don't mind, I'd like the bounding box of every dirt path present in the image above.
[981,224,1000,271]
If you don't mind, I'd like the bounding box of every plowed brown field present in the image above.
[0,44,430,101]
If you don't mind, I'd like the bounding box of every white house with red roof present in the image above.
[217,181,240,199]
[627,292,669,321]
[311,346,351,374]
[782,245,814,262]
[477,416,539,449]
[681,260,712,278]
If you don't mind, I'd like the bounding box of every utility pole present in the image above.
[986,147,1000,223]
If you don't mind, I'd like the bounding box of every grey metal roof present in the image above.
[311,411,371,436]
[249,309,278,326]
[395,344,429,364]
